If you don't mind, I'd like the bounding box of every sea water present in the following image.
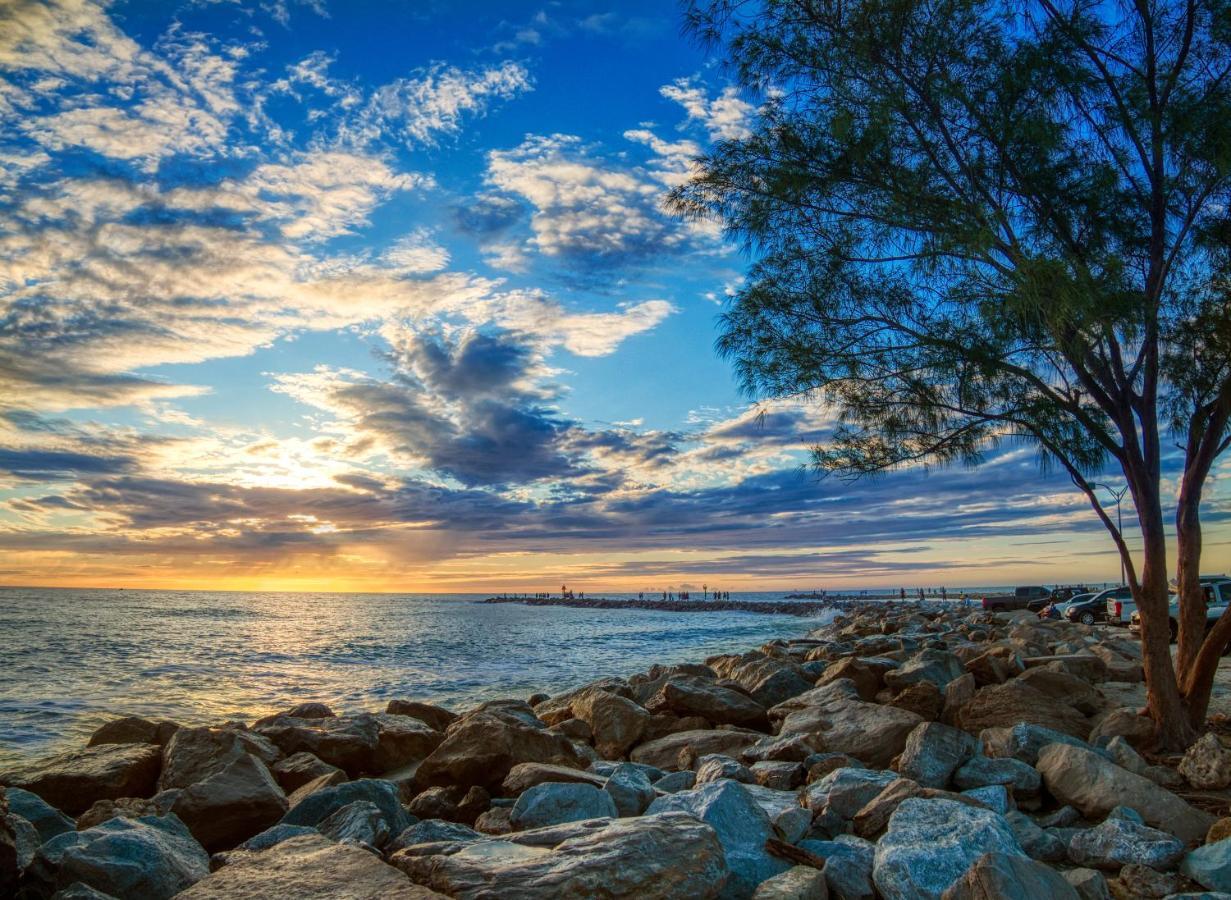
[0,587,832,765]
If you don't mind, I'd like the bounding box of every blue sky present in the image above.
[0,0,1227,592]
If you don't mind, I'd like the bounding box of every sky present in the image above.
[0,0,1228,594]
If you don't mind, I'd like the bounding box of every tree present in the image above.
[673,0,1231,749]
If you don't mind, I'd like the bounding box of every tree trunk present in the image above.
[1175,477,1211,728]
[1182,608,1231,728]
[1134,486,1196,751]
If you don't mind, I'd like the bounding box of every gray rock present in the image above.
[1038,805,1080,828]
[390,812,728,899]
[281,778,413,834]
[501,762,605,794]
[388,819,481,854]
[647,779,791,896]
[873,797,1025,899]
[178,833,432,898]
[1068,817,1185,870]
[961,784,1011,814]
[939,851,1078,899]
[696,754,755,785]
[604,763,656,817]
[771,680,923,769]
[980,723,1094,766]
[1004,811,1066,862]
[751,761,805,790]
[0,744,163,816]
[798,836,874,900]
[1182,838,1231,892]
[48,815,209,900]
[270,752,345,794]
[952,756,1040,797]
[883,650,964,692]
[509,782,617,830]
[7,787,76,843]
[897,723,978,789]
[655,770,697,792]
[317,799,391,847]
[236,823,317,852]
[1103,736,1149,776]
[10,812,38,873]
[1180,734,1231,790]
[649,676,768,728]
[752,865,829,899]
[1036,742,1214,843]
[49,884,120,899]
[1062,867,1110,900]
[631,729,760,771]
[170,752,289,852]
[804,767,898,823]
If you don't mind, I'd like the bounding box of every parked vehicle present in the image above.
[1066,586,1132,625]
[1105,585,1140,625]
[981,585,1055,612]
[1039,592,1094,620]
[1129,576,1231,641]
[1029,585,1091,613]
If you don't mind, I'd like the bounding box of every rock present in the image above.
[179,833,440,898]
[961,784,1011,813]
[743,734,817,765]
[392,812,727,898]
[159,727,251,791]
[281,778,413,834]
[957,681,1090,739]
[964,651,1014,686]
[797,836,874,900]
[408,786,478,824]
[1003,810,1066,861]
[1211,819,1231,844]
[890,682,943,721]
[897,722,979,789]
[252,703,337,727]
[389,819,482,853]
[235,823,317,852]
[6,786,76,842]
[980,722,1093,765]
[696,754,755,784]
[1063,867,1110,900]
[753,865,829,899]
[655,770,697,792]
[370,714,447,772]
[883,650,964,692]
[508,782,617,830]
[752,761,805,790]
[649,676,768,728]
[1014,668,1105,716]
[88,717,179,748]
[942,674,977,726]
[852,778,924,839]
[474,807,513,835]
[1087,708,1154,749]
[76,795,177,830]
[0,744,162,816]
[1036,742,1215,843]
[386,700,458,733]
[415,712,587,790]
[772,680,924,768]
[1109,863,1181,898]
[872,797,1025,900]
[1039,805,1081,828]
[317,799,391,847]
[816,658,882,702]
[940,851,1078,899]
[271,751,345,793]
[571,690,649,758]
[535,677,634,724]
[1181,734,1231,790]
[47,815,209,899]
[603,763,656,817]
[286,769,348,807]
[252,715,378,776]
[718,656,815,708]
[501,762,605,794]
[647,779,791,896]
[805,767,898,822]
[631,729,759,771]
[550,718,593,742]
[0,791,18,896]
[1103,735,1149,775]
[170,753,289,852]
[1182,838,1231,892]
[952,756,1040,798]
[1068,817,1185,870]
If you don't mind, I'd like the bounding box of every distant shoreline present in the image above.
[480,594,955,617]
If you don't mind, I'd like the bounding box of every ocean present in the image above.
[0,587,840,766]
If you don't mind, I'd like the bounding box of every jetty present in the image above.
[486,595,860,616]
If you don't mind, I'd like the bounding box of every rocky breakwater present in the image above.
[5,605,1231,898]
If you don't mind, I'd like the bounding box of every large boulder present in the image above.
[391,812,728,899]
[1179,733,1231,790]
[720,657,815,708]
[957,681,1090,739]
[604,763,656,817]
[572,690,650,759]
[415,712,587,790]
[940,851,1079,899]
[270,751,345,793]
[883,650,965,692]
[317,799,393,847]
[952,756,1040,799]
[0,744,162,816]
[169,753,289,852]
[630,729,760,771]
[872,798,1025,900]
[509,782,618,830]
[1068,816,1185,870]
[1181,837,1231,893]
[805,767,898,822]
[979,723,1093,766]
[798,836,874,900]
[280,778,413,835]
[648,676,768,728]
[1013,668,1106,717]
[88,717,179,748]
[1036,742,1214,843]
[386,700,458,733]
[255,714,440,776]
[646,779,791,897]
[896,723,978,789]
[751,865,829,899]
[1,789,19,895]
[179,833,442,898]
[370,714,446,772]
[502,763,605,794]
[772,680,924,768]
[816,658,882,702]
[159,727,270,791]
[39,814,208,899]
[6,786,75,842]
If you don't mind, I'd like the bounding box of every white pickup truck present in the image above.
[1128,576,1231,641]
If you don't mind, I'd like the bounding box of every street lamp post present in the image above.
[1092,482,1130,585]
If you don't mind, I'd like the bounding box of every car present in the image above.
[1066,586,1132,625]
[1129,576,1231,641]
[1029,585,1091,613]
[1039,592,1094,620]
[982,585,1074,612]
[1105,585,1140,625]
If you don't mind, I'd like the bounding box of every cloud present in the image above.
[660,77,754,142]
